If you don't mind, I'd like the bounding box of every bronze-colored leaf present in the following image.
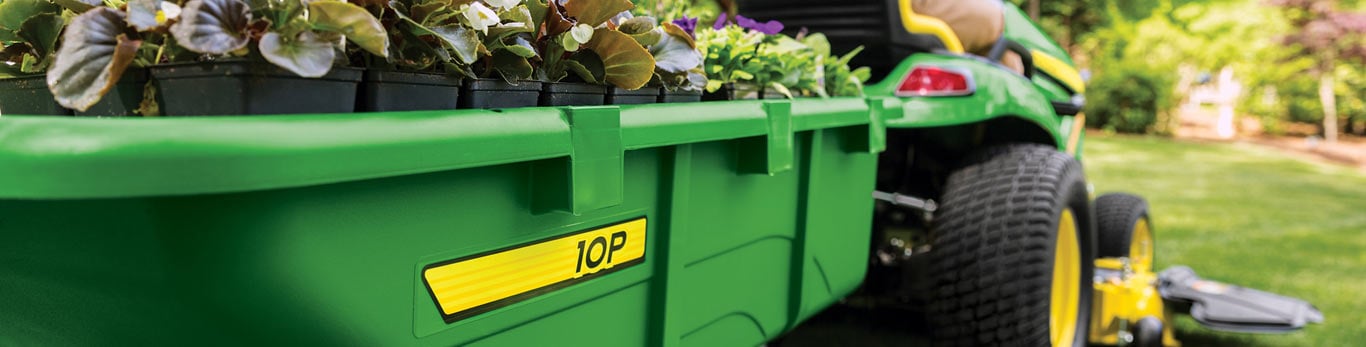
[562,0,633,27]
[46,8,142,111]
[544,0,573,37]
[583,28,653,90]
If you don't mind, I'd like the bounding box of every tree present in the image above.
[1269,0,1366,143]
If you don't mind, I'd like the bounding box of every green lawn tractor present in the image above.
[747,1,1321,346]
[0,0,1319,346]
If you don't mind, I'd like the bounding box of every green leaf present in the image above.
[46,8,141,111]
[309,1,389,58]
[259,31,336,78]
[852,66,870,82]
[394,29,440,70]
[18,13,62,58]
[618,16,660,45]
[428,25,478,64]
[562,0,632,27]
[705,79,722,92]
[836,46,863,66]
[171,0,251,55]
[525,0,546,32]
[628,28,661,47]
[490,49,532,82]
[565,50,603,84]
[570,24,594,44]
[801,33,830,58]
[410,1,446,24]
[649,23,700,74]
[618,16,654,35]
[127,0,161,31]
[558,32,580,51]
[499,4,534,28]
[49,0,99,13]
[505,36,537,58]
[0,0,61,40]
[583,28,653,90]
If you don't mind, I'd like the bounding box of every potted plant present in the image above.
[0,0,67,115]
[348,0,487,112]
[596,14,671,105]
[146,0,388,116]
[41,0,185,117]
[651,17,704,103]
[532,0,654,106]
[801,33,870,97]
[695,20,761,101]
[696,14,825,101]
[443,0,540,109]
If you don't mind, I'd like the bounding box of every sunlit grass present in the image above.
[1084,135,1366,347]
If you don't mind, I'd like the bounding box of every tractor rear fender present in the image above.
[867,53,1066,151]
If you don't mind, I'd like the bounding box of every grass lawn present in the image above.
[1083,135,1366,346]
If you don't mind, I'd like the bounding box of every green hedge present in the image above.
[1083,64,1175,134]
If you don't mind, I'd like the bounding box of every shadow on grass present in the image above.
[1175,329,1263,347]
[771,304,931,347]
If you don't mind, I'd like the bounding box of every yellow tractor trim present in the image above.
[897,0,966,53]
[1031,50,1087,93]
[1066,113,1086,156]
[1051,209,1083,347]
[1130,219,1154,272]
[1089,257,1181,347]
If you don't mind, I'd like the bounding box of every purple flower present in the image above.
[735,15,784,35]
[711,14,785,35]
[713,15,729,30]
[672,16,699,36]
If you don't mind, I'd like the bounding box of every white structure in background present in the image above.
[1188,67,1243,139]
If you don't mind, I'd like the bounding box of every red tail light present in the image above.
[896,66,976,97]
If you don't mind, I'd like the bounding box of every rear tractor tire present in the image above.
[928,144,1096,347]
[1095,193,1155,272]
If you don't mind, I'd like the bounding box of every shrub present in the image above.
[1084,64,1174,134]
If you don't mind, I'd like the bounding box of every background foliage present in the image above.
[1010,0,1366,136]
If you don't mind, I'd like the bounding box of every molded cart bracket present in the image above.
[739,100,794,175]
[851,97,890,154]
[533,106,624,215]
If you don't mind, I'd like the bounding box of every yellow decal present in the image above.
[422,218,647,322]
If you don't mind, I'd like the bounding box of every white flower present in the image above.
[484,0,519,11]
[157,1,182,24]
[462,2,501,33]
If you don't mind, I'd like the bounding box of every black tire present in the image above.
[1095,193,1154,269]
[1132,316,1164,347]
[928,144,1095,347]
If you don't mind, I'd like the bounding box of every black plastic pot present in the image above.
[606,86,660,105]
[659,88,703,103]
[701,83,737,101]
[0,74,70,116]
[358,70,462,112]
[150,61,362,116]
[459,79,542,109]
[78,68,151,117]
[539,82,606,106]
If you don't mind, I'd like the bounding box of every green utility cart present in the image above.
[1,1,1104,346]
